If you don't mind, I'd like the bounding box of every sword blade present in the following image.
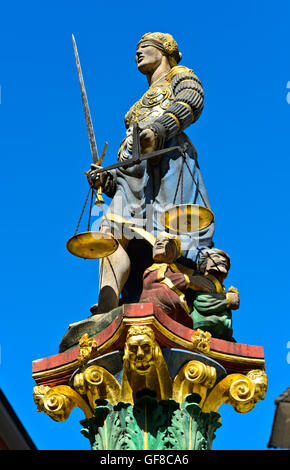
[93,145,183,174]
[72,34,99,164]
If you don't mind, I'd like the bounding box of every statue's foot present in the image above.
[89,303,114,315]
[58,306,122,352]
[89,303,99,315]
[59,318,99,352]
[68,319,86,329]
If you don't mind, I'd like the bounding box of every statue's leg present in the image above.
[91,226,130,315]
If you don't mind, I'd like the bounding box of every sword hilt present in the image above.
[84,141,108,205]
[95,187,104,205]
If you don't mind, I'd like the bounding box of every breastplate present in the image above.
[125,79,174,128]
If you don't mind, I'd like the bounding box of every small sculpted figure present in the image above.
[139,232,215,328]
[190,249,240,340]
[120,325,172,403]
[86,32,214,314]
[58,232,214,353]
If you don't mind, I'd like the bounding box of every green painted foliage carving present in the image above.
[80,392,221,450]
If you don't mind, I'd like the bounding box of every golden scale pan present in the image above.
[66,184,120,259]
[66,204,214,260]
[66,231,118,259]
[160,204,214,234]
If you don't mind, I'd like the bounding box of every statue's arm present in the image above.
[149,67,204,144]
[193,291,239,313]
[193,293,229,314]
[187,274,216,293]
[186,276,240,310]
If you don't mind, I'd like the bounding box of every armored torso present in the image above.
[125,75,175,128]
[118,65,204,161]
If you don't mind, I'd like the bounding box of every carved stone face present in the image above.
[204,252,230,279]
[135,42,164,75]
[153,237,177,264]
[126,333,154,375]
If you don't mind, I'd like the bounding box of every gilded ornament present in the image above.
[173,360,216,406]
[78,333,98,364]
[191,329,212,353]
[125,82,174,128]
[33,385,51,412]
[120,325,172,403]
[73,364,121,407]
[236,369,268,413]
[33,384,93,422]
[202,369,268,414]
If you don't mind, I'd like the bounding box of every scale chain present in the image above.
[74,186,92,235]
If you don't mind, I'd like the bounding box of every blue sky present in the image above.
[0,0,289,450]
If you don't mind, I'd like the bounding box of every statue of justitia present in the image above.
[36,35,268,450]
[86,32,215,314]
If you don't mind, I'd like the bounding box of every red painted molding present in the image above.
[32,302,265,382]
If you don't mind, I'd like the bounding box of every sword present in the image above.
[72,34,100,164]
[72,34,107,203]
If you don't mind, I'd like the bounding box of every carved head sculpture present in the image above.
[246,369,268,403]
[198,248,231,282]
[123,325,161,376]
[153,232,182,264]
[233,369,268,413]
[136,32,182,74]
[121,325,173,403]
[33,385,51,413]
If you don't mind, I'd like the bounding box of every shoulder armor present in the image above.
[124,111,130,129]
[166,65,194,81]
